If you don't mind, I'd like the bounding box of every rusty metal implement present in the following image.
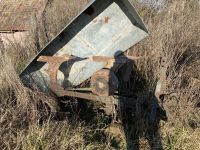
[20,0,148,119]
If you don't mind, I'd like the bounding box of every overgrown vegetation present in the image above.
[0,0,200,149]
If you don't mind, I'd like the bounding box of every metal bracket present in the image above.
[37,55,136,121]
[155,57,167,104]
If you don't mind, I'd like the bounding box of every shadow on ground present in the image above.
[114,53,167,150]
[53,53,167,150]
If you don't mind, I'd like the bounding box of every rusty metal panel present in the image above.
[0,0,48,31]
[20,0,148,92]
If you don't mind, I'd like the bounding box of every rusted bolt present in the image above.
[91,69,118,96]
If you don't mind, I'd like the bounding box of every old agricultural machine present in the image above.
[20,0,152,121]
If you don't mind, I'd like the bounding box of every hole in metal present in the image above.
[196,102,200,108]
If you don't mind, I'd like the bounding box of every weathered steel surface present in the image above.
[0,0,48,31]
[155,57,167,103]
[37,55,75,95]
[20,0,148,92]
[50,88,136,117]
[91,69,119,96]
[34,54,134,116]
[90,55,142,62]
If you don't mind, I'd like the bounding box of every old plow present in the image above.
[20,0,150,121]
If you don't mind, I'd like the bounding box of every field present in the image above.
[0,0,200,149]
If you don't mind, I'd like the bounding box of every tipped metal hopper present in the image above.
[20,0,148,92]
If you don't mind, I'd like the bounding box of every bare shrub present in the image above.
[37,0,89,45]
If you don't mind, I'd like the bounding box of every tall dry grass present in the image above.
[0,0,200,149]
[0,0,113,149]
[129,0,200,149]
[131,0,200,122]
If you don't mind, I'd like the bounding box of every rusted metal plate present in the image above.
[0,0,48,31]
[20,0,148,92]
[155,57,167,103]
[91,69,119,96]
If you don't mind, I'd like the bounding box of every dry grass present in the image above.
[0,0,113,149]
[129,0,200,149]
[0,0,200,149]
[131,0,200,122]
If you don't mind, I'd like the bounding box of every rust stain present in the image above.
[104,16,110,24]
[37,55,74,85]
[93,19,98,23]
[91,69,118,96]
